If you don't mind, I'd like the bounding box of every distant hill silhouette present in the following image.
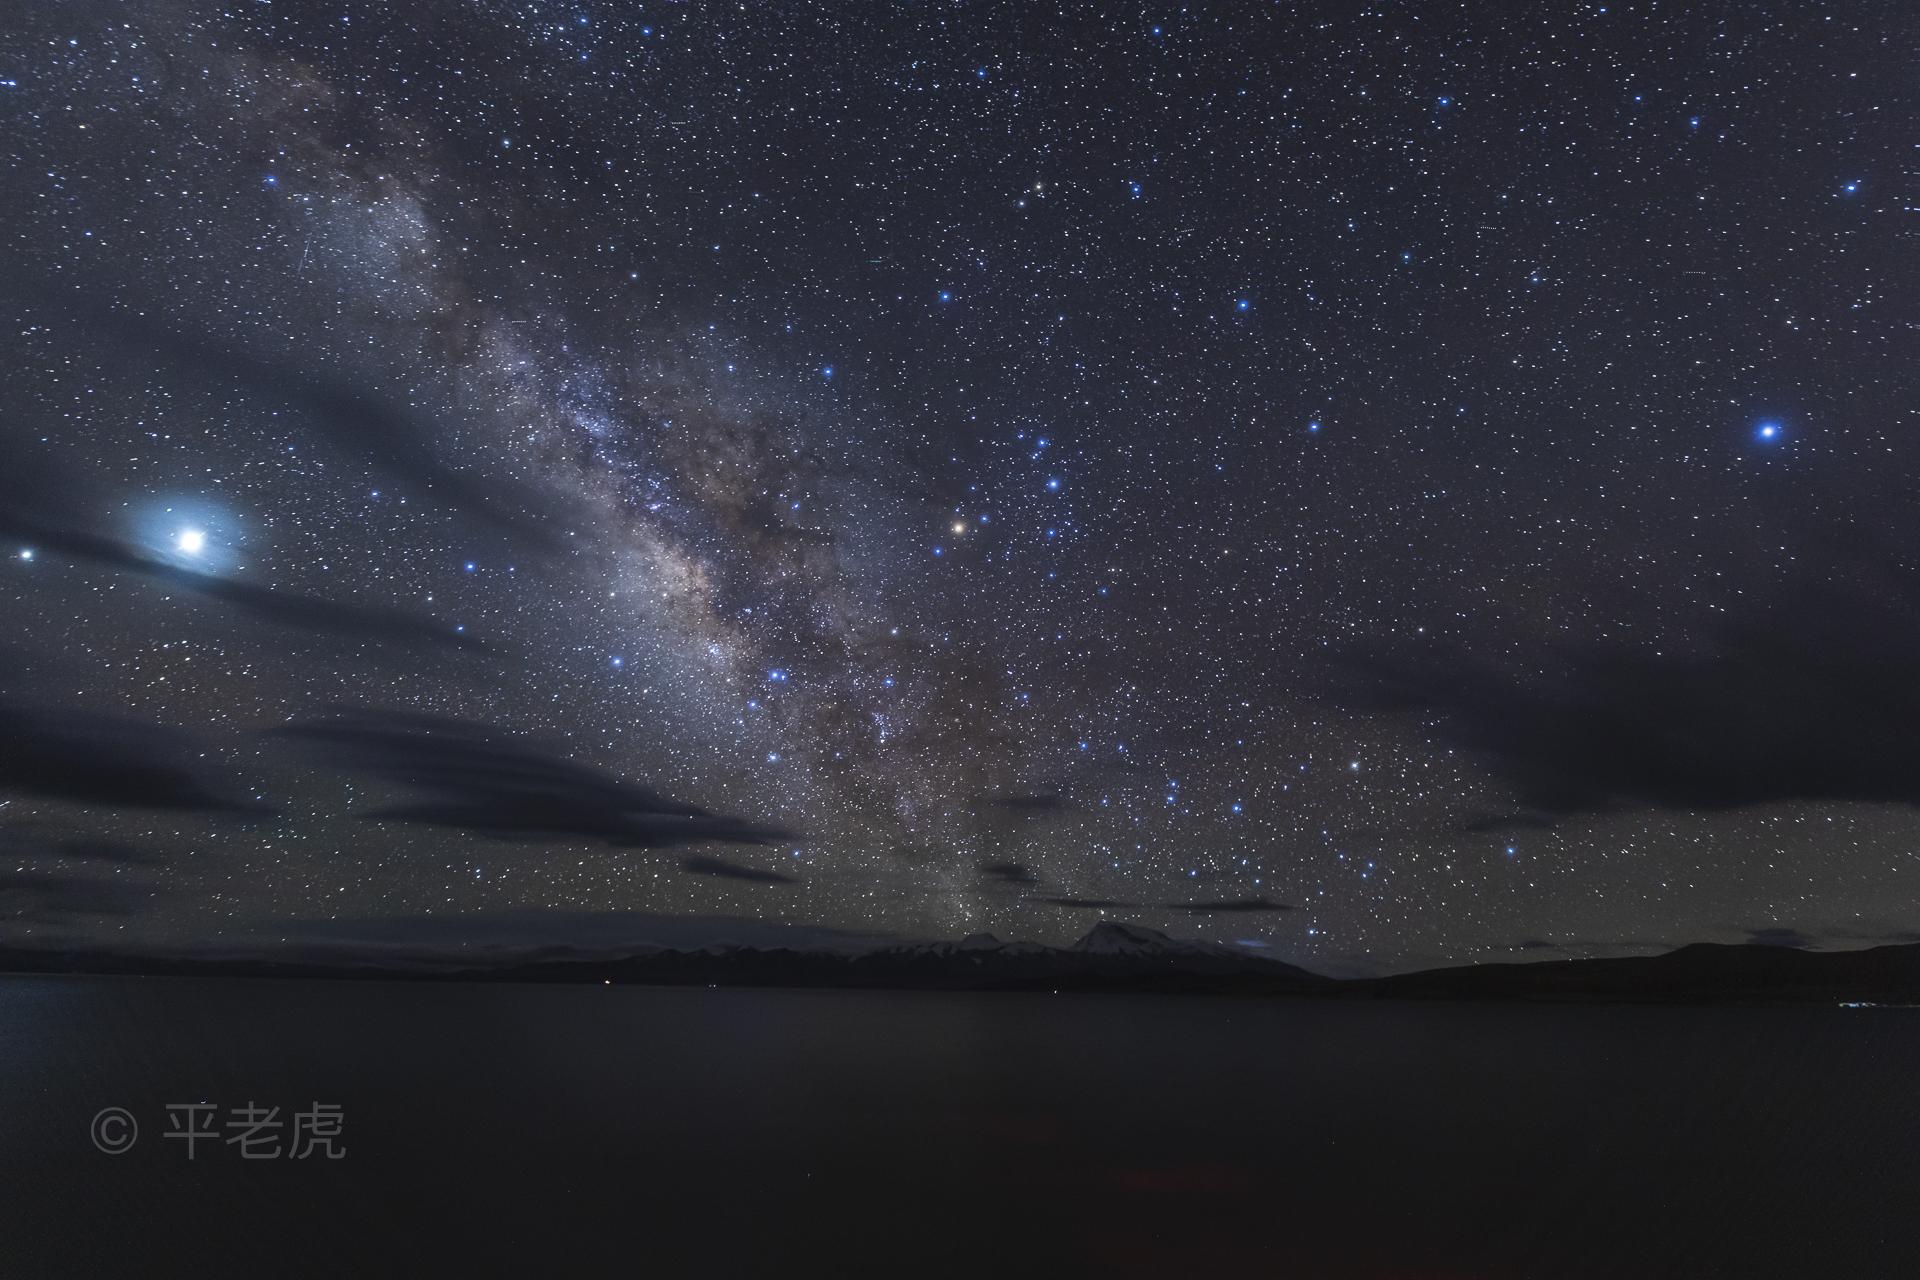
[1364,939,1920,1003]
[5,928,1920,1002]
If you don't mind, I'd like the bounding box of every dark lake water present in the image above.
[2,976,1917,1277]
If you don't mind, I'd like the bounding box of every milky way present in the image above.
[1,1,1914,970]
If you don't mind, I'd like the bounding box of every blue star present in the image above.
[1755,419,1783,442]
[768,668,789,682]
[1436,95,1452,108]
[1046,477,1061,491]
[937,290,952,302]
[1840,180,1861,196]
[1235,298,1251,312]
[820,365,834,380]
[610,656,624,668]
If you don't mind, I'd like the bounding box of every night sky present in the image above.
[1,1,1914,972]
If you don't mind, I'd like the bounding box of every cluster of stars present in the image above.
[0,0,1904,972]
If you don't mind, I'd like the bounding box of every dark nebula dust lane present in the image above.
[1,1,1914,971]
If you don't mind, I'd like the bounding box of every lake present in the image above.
[1,976,1916,1277]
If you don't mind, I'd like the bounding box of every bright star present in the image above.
[17,548,33,561]
[1756,420,1782,442]
[176,529,207,555]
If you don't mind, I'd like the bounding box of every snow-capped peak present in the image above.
[1071,921,1191,957]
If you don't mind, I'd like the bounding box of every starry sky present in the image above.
[1,0,1914,972]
